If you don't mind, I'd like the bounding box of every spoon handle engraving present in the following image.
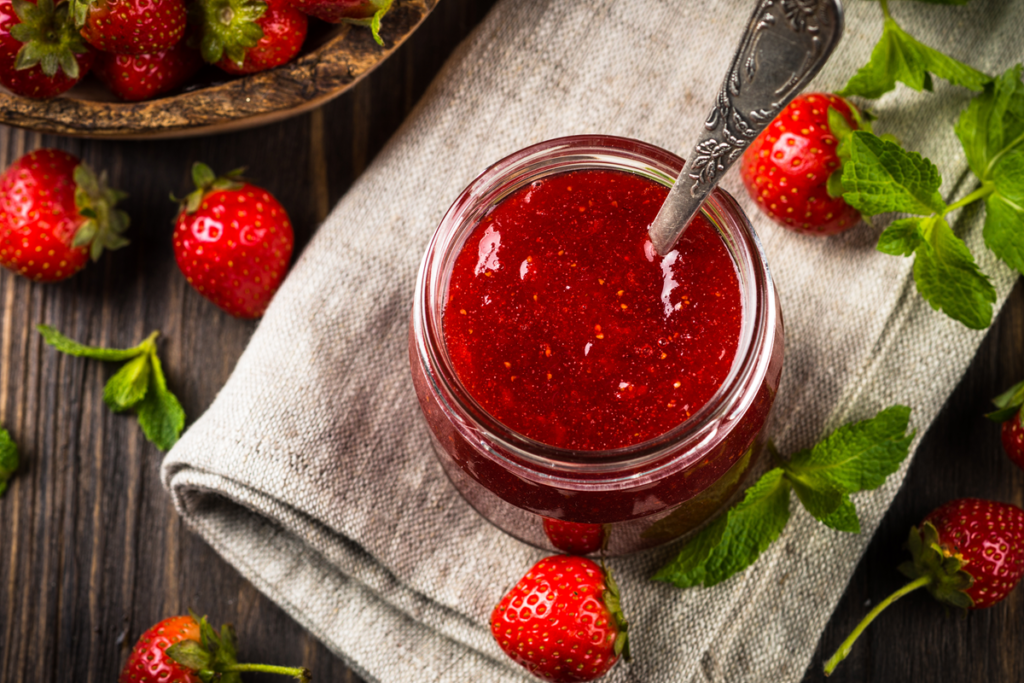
[649,0,845,255]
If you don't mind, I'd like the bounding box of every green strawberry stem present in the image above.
[223,663,312,680]
[823,575,930,676]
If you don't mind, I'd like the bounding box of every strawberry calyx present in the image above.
[177,162,246,214]
[70,162,130,262]
[341,0,393,46]
[986,378,1024,427]
[190,0,266,67]
[823,521,972,676]
[165,612,311,683]
[9,0,91,79]
[601,565,630,662]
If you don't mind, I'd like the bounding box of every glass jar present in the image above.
[410,135,783,555]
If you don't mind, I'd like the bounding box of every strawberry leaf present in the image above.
[840,18,989,100]
[102,353,151,413]
[135,350,185,451]
[0,426,19,498]
[166,640,212,671]
[986,379,1024,423]
[841,131,946,217]
[653,468,791,588]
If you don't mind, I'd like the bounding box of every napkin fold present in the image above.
[162,1,1023,680]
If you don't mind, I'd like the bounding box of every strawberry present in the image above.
[740,92,862,236]
[120,613,311,683]
[94,41,203,102]
[71,0,186,55]
[491,555,629,682]
[986,378,1024,471]
[173,162,293,319]
[194,0,307,75]
[287,0,392,46]
[0,0,94,99]
[542,518,606,556]
[824,498,1024,675]
[0,149,129,282]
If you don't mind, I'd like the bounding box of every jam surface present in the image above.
[443,169,742,450]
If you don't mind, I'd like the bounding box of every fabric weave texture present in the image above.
[162,1,1024,681]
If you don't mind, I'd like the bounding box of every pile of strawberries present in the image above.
[0,0,391,102]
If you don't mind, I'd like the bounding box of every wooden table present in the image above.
[1,2,1021,680]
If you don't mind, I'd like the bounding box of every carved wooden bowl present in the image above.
[0,0,436,139]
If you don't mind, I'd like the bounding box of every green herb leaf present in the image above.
[135,350,185,452]
[985,379,1024,423]
[818,498,861,534]
[954,64,1024,182]
[102,353,151,413]
[786,405,913,495]
[37,324,149,361]
[877,217,926,257]
[841,18,989,100]
[788,473,847,523]
[653,468,791,589]
[0,426,19,498]
[911,215,996,329]
[982,150,1024,274]
[841,131,946,217]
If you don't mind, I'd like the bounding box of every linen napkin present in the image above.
[162,1,1024,681]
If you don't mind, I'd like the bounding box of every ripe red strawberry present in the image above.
[740,92,862,236]
[120,613,311,683]
[543,518,606,555]
[173,162,294,319]
[0,149,129,282]
[287,0,392,46]
[986,379,1024,471]
[491,555,629,682]
[94,41,203,102]
[71,0,186,55]
[194,0,307,75]
[0,0,94,99]
[824,498,1024,675]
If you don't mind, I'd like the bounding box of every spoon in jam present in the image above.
[648,0,845,255]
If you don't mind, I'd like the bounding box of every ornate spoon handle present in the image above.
[648,0,845,255]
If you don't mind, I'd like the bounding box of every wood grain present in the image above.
[0,0,437,139]
[0,0,1022,680]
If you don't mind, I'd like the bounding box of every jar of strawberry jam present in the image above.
[410,135,783,555]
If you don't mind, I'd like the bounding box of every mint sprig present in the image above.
[841,1,989,100]
[0,426,18,498]
[654,406,914,589]
[37,325,185,451]
[839,130,997,329]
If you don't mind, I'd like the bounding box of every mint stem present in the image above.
[942,182,994,216]
[879,0,891,20]
[823,575,931,676]
[223,663,312,681]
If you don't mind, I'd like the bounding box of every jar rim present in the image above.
[412,135,780,485]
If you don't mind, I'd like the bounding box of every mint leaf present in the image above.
[37,324,148,361]
[818,498,861,534]
[136,350,185,452]
[789,473,845,520]
[653,469,791,589]
[982,150,1024,275]
[912,215,995,329]
[786,406,914,496]
[102,353,151,413]
[955,64,1024,182]
[841,18,989,100]
[0,427,18,498]
[841,131,946,217]
[877,217,926,256]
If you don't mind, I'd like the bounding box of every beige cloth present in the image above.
[162,1,1022,681]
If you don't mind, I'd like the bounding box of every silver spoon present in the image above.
[649,0,845,255]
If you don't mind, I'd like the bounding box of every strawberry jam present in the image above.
[411,136,783,555]
[443,170,741,450]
